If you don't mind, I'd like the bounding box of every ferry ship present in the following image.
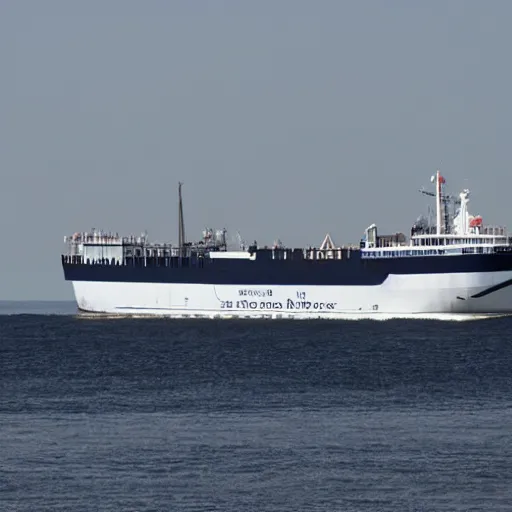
[61,172,512,319]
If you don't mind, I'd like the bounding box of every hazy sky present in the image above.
[1,0,512,300]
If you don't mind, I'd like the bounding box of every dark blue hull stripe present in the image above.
[470,278,512,298]
[62,252,512,286]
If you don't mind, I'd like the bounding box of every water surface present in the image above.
[1,305,511,510]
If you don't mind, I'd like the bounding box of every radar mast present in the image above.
[178,182,186,254]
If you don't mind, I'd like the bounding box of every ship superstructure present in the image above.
[62,171,512,318]
[362,170,509,257]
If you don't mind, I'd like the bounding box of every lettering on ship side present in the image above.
[220,291,336,311]
[238,289,273,297]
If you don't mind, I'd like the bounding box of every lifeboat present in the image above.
[469,215,483,227]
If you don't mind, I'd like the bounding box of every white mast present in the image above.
[431,169,443,235]
[436,170,442,234]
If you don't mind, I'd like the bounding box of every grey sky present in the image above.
[1,0,511,300]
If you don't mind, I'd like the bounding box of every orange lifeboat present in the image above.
[469,216,483,227]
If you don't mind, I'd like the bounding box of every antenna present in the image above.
[236,231,246,251]
[178,182,186,254]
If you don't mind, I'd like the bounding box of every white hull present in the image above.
[70,271,512,320]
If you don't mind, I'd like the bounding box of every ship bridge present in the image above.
[361,171,512,259]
